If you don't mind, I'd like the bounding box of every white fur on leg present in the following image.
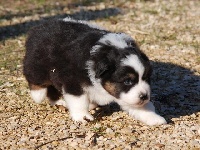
[89,103,98,110]
[121,101,167,126]
[63,93,94,122]
[30,88,47,103]
[50,99,67,107]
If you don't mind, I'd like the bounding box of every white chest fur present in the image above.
[86,83,115,106]
[86,60,116,105]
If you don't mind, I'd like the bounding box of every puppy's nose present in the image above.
[139,93,148,101]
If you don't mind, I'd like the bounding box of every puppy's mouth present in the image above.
[119,99,149,108]
[134,100,149,107]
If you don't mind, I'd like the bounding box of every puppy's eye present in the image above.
[124,78,133,86]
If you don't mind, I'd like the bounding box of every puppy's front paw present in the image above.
[71,113,94,122]
[89,103,98,110]
[144,114,167,126]
[50,99,67,107]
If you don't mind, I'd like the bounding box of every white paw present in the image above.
[143,114,167,126]
[50,99,67,107]
[89,103,98,110]
[71,112,94,122]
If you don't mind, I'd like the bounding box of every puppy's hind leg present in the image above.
[47,85,67,107]
[29,84,47,103]
[63,92,94,122]
[89,102,98,110]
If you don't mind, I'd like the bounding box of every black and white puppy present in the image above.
[23,17,166,126]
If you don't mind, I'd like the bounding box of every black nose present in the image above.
[139,93,148,101]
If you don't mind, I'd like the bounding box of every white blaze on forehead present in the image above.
[121,54,144,77]
[99,33,133,49]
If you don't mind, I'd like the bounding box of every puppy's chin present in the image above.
[119,99,150,108]
[136,99,150,107]
[132,101,149,108]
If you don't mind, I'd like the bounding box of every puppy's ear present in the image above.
[95,58,109,78]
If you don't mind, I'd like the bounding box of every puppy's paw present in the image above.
[50,99,67,107]
[143,114,167,126]
[89,103,98,110]
[71,113,94,122]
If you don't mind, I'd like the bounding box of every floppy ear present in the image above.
[95,58,109,78]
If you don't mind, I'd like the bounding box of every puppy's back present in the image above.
[23,19,107,87]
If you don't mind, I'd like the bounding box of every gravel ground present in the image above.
[0,0,200,149]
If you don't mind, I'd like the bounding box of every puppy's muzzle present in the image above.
[139,93,148,101]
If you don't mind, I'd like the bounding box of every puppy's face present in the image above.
[92,38,152,108]
[101,54,152,108]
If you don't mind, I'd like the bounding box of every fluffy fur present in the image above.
[23,18,166,125]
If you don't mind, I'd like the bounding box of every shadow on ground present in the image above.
[94,61,200,123]
[0,7,121,41]
[151,61,200,123]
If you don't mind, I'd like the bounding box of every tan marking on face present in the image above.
[103,81,117,96]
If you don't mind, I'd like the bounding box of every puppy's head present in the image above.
[89,33,152,108]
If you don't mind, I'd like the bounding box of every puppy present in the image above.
[23,17,166,126]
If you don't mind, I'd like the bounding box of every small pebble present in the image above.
[198,128,200,135]
[70,125,77,130]
[106,128,114,134]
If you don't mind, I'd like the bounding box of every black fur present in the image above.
[24,19,108,96]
